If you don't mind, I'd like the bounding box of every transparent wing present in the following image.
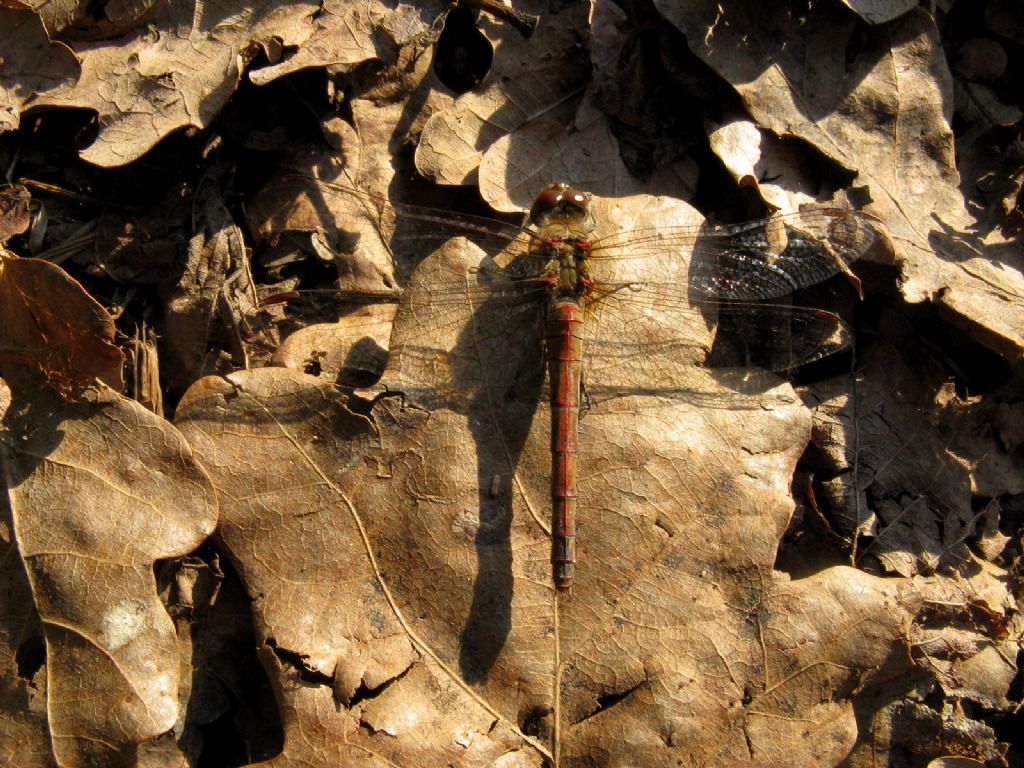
[585,209,882,301]
[266,174,541,263]
[575,281,850,409]
[267,175,881,303]
[258,178,871,409]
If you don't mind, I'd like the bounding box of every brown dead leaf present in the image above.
[27,1,443,167]
[0,185,33,245]
[176,369,539,765]
[0,248,124,398]
[478,96,660,212]
[247,0,446,86]
[805,309,1024,577]
[161,170,256,388]
[655,1,1024,363]
[434,11,698,213]
[0,477,50,765]
[271,302,396,384]
[837,0,919,24]
[16,0,91,36]
[927,759,988,768]
[708,117,825,211]
[880,700,1006,766]
[1,1,1019,763]
[255,640,538,766]
[0,7,79,134]
[22,0,166,38]
[176,193,927,766]
[415,3,591,190]
[247,138,401,298]
[0,383,217,766]
[247,78,468,293]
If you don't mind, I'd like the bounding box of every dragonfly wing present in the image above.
[576,282,716,405]
[577,282,851,407]
[585,209,882,302]
[706,303,852,370]
[690,209,881,301]
[268,174,541,278]
[383,239,548,414]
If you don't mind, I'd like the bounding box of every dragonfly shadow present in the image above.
[442,285,546,685]
[0,391,73,489]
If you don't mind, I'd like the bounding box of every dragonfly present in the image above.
[257,173,884,592]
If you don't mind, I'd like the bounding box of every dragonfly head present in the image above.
[530,183,593,229]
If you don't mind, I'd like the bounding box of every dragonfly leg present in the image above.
[579,376,593,419]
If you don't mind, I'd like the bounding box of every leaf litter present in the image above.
[0,0,1021,766]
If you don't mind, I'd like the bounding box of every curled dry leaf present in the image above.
[0,384,217,767]
[0,8,79,134]
[837,0,920,25]
[707,117,822,211]
[27,0,442,167]
[247,0,446,86]
[176,193,924,766]
[415,3,592,192]
[0,185,33,246]
[654,1,1024,363]
[0,249,124,399]
[926,758,987,768]
[248,136,402,298]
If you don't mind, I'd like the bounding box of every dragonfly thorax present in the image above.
[529,183,596,300]
[540,237,593,299]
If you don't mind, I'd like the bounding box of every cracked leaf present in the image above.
[0,8,79,134]
[176,192,926,766]
[0,248,124,399]
[28,1,442,167]
[0,384,218,767]
[655,1,1024,363]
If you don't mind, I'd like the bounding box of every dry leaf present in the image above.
[0,185,33,245]
[246,0,446,86]
[2,0,1020,762]
[415,3,591,189]
[247,138,402,297]
[161,170,256,388]
[176,193,928,766]
[271,302,396,384]
[29,1,444,167]
[22,0,164,38]
[707,117,823,211]
[0,7,79,134]
[0,383,217,766]
[805,310,1024,577]
[0,485,50,765]
[0,248,124,398]
[654,1,1024,363]
[478,97,655,212]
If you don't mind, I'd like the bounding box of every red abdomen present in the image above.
[546,300,584,591]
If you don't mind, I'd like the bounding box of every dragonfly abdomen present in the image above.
[546,299,584,591]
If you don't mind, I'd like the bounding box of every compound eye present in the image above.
[533,183,571,214]
[566,191,588,211]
